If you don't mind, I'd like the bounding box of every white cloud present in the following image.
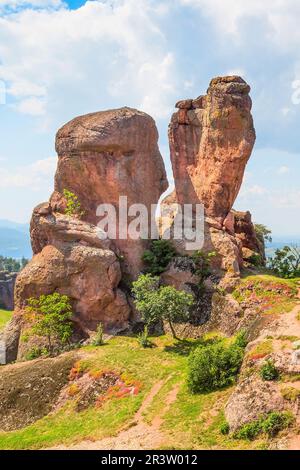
[240,184,268,197]
[0,0,179,121]
[0,156,56,190]
[181,0,300,50]
[0,0,63,11]
[277,165,290,175]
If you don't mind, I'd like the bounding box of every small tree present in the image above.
[132,274,194,339]
[254,224,272,244]
[268,245,300,278]
[63,189,84,218]
[190,250,216,288]
[142,239,177,275]
[26,293,73,354]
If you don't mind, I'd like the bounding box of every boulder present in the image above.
[233,210,265,263]
[50,107,168,277]
[14,244,130,338]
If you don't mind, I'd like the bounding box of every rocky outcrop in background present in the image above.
[0,271,17,310]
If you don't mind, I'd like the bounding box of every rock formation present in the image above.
[0,271,17,310]
[49,107,168,276]
[161,76,257,285]
[233,210,266,263]
[168,76,255,225]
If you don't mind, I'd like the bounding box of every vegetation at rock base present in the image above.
[187,331,248,394]
[132,274,194,339]
[233,411,294,440]
[268,245,300,279]
[142,239,177,275]
[63,189,85,218]
[0,255,28,273]
[260,359,279,381]
[25,293,73,355]
[281,386,300,402]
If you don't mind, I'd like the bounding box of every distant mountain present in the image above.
[265,237,300,258]
[0,220,31,259]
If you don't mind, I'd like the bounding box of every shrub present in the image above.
[260,359,279,381]
[25,293,73,354]
[25,346,48,361]
[234,329,249,349]
[142,240,177,275]
[233,411,294,441]
[93,322,105,346]
[137,326,152,348]
[261,411,294,437]
[187,341,245,393]
[219,422,230,435]
[63,189,85,218]
[132,274,194,339]
[234,420,262,440]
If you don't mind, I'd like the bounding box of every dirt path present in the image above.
[51,376,180,450]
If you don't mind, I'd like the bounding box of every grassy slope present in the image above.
[0,273,298,450]
[0,335,265,450]
[0,309,12,332]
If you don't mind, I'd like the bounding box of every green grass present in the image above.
[0,309,12,331]
[233,274,299,316]
[0,334,265,450]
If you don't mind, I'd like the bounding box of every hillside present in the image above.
[0,274,299,450]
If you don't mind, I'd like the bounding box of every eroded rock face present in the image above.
[233,210,266,263]
[169,76,255,224]
[0,353,76,431]
[15,244,130,337]
[50,107,168,275]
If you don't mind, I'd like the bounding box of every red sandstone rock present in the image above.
[168,76,256,224]
[50,107,168,276]
[233,210,265,262]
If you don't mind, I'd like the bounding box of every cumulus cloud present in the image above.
[0,0,179,122]
[0,156,56,190]
[180,0,300,50]
[277,165,290,175]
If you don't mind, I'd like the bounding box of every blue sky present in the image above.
[0,0,299,238]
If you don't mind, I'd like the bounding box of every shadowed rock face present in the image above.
[0,272,17,310]
[169,76,256,224]
[50,107,168,275]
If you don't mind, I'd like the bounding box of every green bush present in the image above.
[260,359,279,381]
[25,346,48,361]
[234,420,261,440]
[261,411,294,437]
[142,240,176,275]
[63,189,85,218]
[93,322,105,346]
[219,422,230,435]
[234,411,294,440]
[187,340,245,393]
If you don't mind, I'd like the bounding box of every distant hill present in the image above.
[0,220,31,258]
